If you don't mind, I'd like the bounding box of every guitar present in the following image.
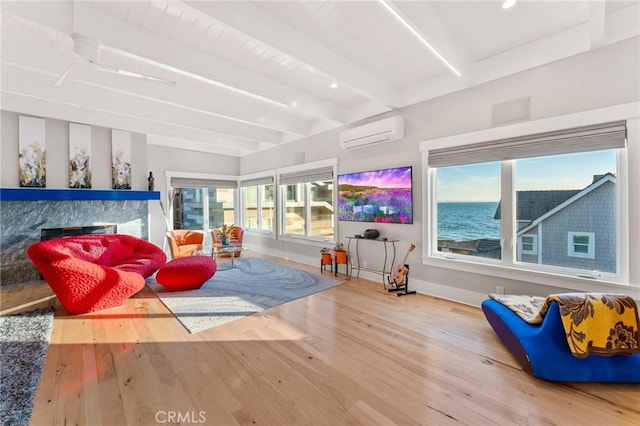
[389,243,415,287]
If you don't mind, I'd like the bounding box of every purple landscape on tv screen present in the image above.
[338,166,413,224]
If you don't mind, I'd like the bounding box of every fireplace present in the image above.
[0,190,156,287]
[40,224,118,241]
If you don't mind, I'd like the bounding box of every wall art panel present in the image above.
[111,129,131,189]
[18,116,46,187]
[69,123,92,188]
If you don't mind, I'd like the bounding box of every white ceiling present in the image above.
[1,1,639,157]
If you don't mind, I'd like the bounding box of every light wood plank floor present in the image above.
[3,252,639,425]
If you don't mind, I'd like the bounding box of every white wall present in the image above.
[240,36,640,305]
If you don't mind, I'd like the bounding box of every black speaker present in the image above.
[362,229,380,239]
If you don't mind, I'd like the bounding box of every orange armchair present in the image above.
[166,230,205,259]
[211,226,244,257]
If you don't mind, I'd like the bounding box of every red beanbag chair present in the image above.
[156,256,217,291]
[27,234,166,315]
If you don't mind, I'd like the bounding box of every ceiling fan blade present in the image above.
[54,62,78,87]
[94,63,176,86]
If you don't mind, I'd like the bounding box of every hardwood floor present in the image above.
[0,281,56,316]
[5,252,639,425]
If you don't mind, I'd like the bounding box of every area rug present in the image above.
[147,257,344,333]
[0,306,55,426]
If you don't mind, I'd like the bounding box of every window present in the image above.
[262,184,275,231]
[310,181,334,238]
[240,175,275,232]
[283,183,306,236]
[170,175,237,232]
[243,185,258,229]
[519,235,537,256]
[568,232,595,259]
[171,187,202,230]
[278,160,336,242]
[435,162,502,259]
[281,180,334,238]
[514,151,615,272]
[423,119,627,284]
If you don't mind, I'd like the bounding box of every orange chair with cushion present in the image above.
[166,230,205,259]
[211,226,244,257]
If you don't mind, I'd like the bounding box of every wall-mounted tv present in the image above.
[338,166,413,224]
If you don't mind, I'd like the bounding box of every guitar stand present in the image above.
[387,264,416,297]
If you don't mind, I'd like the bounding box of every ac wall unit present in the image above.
[340,116,404,150]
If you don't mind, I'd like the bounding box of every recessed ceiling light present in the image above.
[502,0,517,9]
[290,100,298,107]
[330,82,338,89]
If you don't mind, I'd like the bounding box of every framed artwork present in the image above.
[111,129,131,189]
[18,115,46,187]
[338,166,413,224]
[69,123,92,188]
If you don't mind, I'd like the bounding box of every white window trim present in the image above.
[568,231,595,259]
[420,102,640,293]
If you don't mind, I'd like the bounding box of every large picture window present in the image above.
[170,175,237,232]
[424,119,627,284]
[277,160,336,242]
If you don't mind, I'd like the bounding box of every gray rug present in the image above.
[147,257,344,333]
[0,306,54,426]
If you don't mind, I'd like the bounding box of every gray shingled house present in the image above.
[495,174,616,273]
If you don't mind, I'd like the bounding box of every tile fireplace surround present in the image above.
[0,188,160,288]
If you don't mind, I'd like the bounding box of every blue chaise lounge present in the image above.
[482,297,640,382]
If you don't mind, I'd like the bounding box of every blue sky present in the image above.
[436,150,617,202]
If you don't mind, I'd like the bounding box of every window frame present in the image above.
[420,103,639,292]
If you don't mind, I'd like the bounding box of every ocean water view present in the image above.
[438,202,500,241]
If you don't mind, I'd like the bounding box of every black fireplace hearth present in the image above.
[40,224,118,241]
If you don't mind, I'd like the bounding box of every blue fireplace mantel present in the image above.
[0,188,160,201]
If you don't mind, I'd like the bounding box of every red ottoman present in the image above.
[156,256,217,291]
